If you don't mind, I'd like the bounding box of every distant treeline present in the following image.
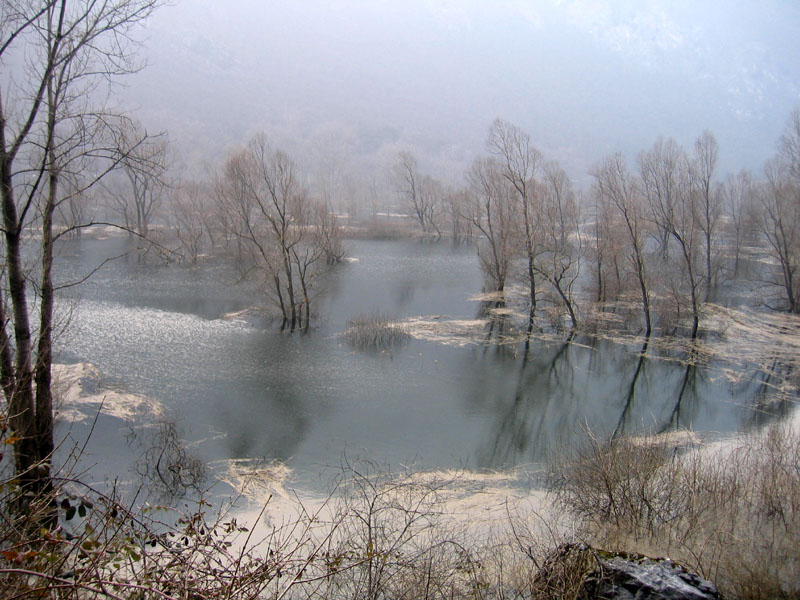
[60,110,800,337]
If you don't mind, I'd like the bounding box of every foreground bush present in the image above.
[0,462,555,600]
[548,423,800,600]
[2,421,797,599]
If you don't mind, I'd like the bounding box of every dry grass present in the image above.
[548,422,800,600]
[343,313,410,351]
[528,542,599,600]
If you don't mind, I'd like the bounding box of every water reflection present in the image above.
[473,334,788,469]
[477,339,575,466]
[659,358,699,434]
[612,338,649,439]
[52,237,798,489]
[745,356,797,428]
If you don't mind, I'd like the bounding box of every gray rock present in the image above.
[530,543,722,600]
[581,554,722,600]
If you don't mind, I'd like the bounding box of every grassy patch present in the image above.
[343,313,411,351]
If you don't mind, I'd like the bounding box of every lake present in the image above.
[51,236,794,495]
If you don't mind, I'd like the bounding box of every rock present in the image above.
[531,543,722,600]
[581,554,722,600]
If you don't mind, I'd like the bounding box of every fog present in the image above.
[124,0,800,185]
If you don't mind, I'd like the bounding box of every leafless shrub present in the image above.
[547,429,694,537]
[528,542,598,600]
[0,456,558,600]
[132,419,207,500]
[548,423,800,600]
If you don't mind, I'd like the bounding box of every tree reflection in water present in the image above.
[473,331,792,470]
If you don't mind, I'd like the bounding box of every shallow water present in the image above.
[52,236,793,493]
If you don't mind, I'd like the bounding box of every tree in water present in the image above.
[756,109,800,313]
[108,119,170,238]
[640,138,702,338]
[215,134,340,329]
[464,156,518,298]
[592,153,653,336]
[536,161,582,330]
[394,150,442,237]
[487,118,543,335]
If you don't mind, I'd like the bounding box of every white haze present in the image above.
[123,0,800,188]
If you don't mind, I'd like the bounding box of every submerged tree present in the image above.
[394,151,442,237]
[465,156,518,295]
[215,134,340,329]
[108,119,170,237]
[487,118,543,333]
[592,153,653,335]
[485,120,582,331]
[640,138,702,338]
[0,0,162,504]
[536,161,582,329]
[170,179,213,264]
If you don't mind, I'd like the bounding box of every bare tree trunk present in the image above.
[33,157,57,474]
[0,289,16,402]
[634,249,652,337]
[548,274,577,329]
[273,273,288,323]
[676,235,700,339]
[1,163,43,496]
[283,250,297,330]
[526,247,537,335]
[2,213,39,485]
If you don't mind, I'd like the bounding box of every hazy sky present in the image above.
[126,0,800,187]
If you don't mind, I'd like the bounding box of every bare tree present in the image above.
[640,138,701,338]
[394,151,441,236]
[719,169,757,278]
[445,186,473,243]
[588,178,631,308]
[752,109,800,313]
[690,130,722,299]
[0,0,162,502]
[313,200,346,265]
[215,135,330,329]
[487,118,543,334]
[536,161,582,329]
[758,158,800,312]
[213,151,261,279]
[170,179,211,264]
[592,153,653,335]
[465,157,518,295]
[110,119,169,237]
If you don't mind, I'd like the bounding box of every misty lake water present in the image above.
[51,236,792,495]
